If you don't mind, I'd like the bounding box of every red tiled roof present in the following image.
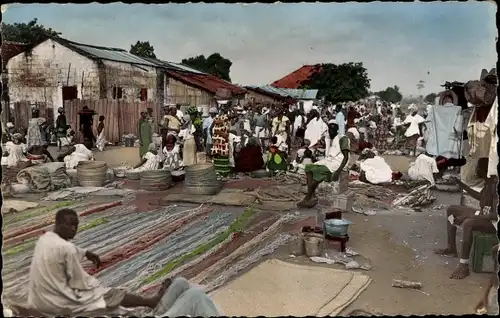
[271,64,323,89]
[166,69,247,96]
[1,41,28,67]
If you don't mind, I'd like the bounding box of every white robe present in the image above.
[360,156,392,184]
[95,131,106,152]
[3,141,28,167]
[408,154,439,185]
[64,144,94,170]
[129,152,161,173]
[305,118,328,148]
[28,232,110,315]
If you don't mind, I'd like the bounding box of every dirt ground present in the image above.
[271,190,491,316]
[43,146,490,315]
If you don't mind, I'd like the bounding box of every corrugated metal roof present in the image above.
[271,65,323,89]
[166,69,247,96]
[2,41,28,66]
[247,85,317,100]
[143,57,207,74]
[55,38,156,67]
[279,88,318,100]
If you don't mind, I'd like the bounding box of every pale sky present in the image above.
[3,2,497,96]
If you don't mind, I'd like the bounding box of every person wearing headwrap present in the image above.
[271,108,290,153]
[2,132,29,167]
[373,107,391,152]
[162,134,182,171]
[139,112,153,159]
[179,115,197,166]
[27,108,47,148]
[298,122,350,208]
[403,105,426,156]
[128,143,161,172]
[55,107,68,151]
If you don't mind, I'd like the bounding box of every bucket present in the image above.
[304,236,323,257]
[289,234,305,256]
[324,218,352,237]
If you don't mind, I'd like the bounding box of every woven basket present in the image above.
[125,171,141,180]
[77,161,107,187]
[184,183,221,196]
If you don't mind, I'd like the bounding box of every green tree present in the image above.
[182,53,232,82]
[424,93,438,104]
[375,85,403,103]
[129,41,156,58]
[1,18,61,45]
[300,62,371,104]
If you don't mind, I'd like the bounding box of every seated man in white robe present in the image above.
[357,148,393,184]
[25,208,169,316]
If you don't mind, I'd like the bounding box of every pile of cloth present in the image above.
[16,162,71,192]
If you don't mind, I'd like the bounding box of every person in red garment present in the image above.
[234,137,265,173]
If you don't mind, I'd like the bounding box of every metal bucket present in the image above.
[289,234,305,256]
[304,236,323,257]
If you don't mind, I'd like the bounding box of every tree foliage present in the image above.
[1,18,61,45]
[424,93,438,104]
[129,41,156,58]
[300,62,371,104]
[374,85,403,103]
[181,53,232,82]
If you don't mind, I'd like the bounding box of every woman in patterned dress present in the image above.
[373,107,391,152]
[211,114,232,177]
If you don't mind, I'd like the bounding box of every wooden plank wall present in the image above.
[12,101,48,133]
[64,99,159,144]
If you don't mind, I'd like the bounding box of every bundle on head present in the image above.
[464,69,498,107]
[438,89,459,105]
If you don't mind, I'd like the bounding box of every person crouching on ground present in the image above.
[2,133,30,167]
[357,148,393,185]
[128,143,161,172]
[24,208,170,316]
[407,152,441,186]
[298,123,350,208]
[58,143,95,170]
[26,144,55,165]
[234,137,264,173]
[434,162,498,279]
[266,136,288,174]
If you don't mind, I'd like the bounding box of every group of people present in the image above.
[1,107,107,171]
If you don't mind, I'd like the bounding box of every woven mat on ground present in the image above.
[161,188,257,206]
[209,259,371,317]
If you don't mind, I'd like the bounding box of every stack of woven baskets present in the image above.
[184,163,221,195]
[140,170,172,191]
[77,161,108,187]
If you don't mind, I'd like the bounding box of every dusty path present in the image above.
[270,190,488,315]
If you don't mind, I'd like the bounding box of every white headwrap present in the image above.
[6,122,14,128]
[408,104,418,111]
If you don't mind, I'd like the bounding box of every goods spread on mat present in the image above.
[2,199,294,305]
